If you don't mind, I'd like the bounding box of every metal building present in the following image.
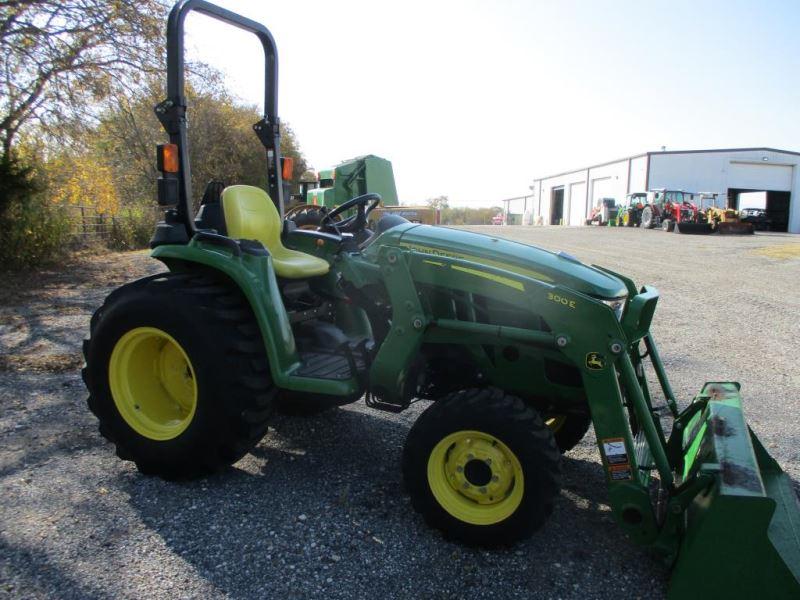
[529,147,800,233]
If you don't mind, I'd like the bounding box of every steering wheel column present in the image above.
[320,193,382,235]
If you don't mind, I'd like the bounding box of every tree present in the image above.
[0,0,167,156]
[81,76,308,211]
[426,195,449,210]
[50,153,119,214]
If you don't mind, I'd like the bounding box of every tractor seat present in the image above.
[221,185,330,279]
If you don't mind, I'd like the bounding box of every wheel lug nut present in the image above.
[485,458,492,465]
[467,454,474,460]
[456,466,463,473]
[462,482,470,489]
[492,475,499,482]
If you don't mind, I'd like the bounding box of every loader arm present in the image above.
[344,243,800,597]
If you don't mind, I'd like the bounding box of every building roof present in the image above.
[532,147,800,183]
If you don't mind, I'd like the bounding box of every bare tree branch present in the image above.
[1,0,167,156]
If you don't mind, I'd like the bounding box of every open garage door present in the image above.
[568,182,586,225]
[732,189,791,232]
[550,188,564,225]
[727,162,793,232]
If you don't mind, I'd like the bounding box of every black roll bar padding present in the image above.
[161,0,283,238]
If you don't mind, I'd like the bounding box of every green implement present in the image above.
[669,383,800,599]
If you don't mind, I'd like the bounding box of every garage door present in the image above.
[729,162,793,191]
[568,182,586,225]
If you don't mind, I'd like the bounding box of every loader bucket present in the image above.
[717,221,755,234]
[674,222,714,234]
[668,383,800,599]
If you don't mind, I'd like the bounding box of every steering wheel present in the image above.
[320,193,381,234]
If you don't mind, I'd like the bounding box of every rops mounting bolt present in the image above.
[610,341,624,354]
[556,336,568,348]
[412,318,424,330]
[387,253,397,264]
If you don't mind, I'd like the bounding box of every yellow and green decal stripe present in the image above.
[400,242,553,284]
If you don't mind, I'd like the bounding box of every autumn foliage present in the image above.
[0,3,309,269]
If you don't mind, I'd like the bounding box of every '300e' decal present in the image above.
[547,292,576,309]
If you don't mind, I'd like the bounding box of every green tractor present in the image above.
[285,154,399,229]
[82,2,800,597]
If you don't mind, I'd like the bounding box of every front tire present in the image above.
[402,388,561,546]
[83,272,275,479]
[545,412,592,453]
[641,206,656,229]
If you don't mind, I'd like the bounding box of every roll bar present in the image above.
[154,0,284,238]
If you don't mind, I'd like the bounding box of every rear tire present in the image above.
[82,272,275,479]
[641,206,656,229]
[402,388,561,546]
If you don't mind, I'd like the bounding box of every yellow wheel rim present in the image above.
[427,430,524,526]
[109,327,197,441]
[545,415,567,433]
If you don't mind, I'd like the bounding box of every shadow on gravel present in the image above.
[0,537,108,599]
[121,405,669,599]
[0,377,98,479]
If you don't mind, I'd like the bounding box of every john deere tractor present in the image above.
[284,154,399,229]
[82,2,800,598]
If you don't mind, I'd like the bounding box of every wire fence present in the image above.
[61,204,162,245]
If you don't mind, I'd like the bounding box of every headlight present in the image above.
[601,297,626,320]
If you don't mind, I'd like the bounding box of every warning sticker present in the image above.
[602,438,629,465]
[609,465,633,481]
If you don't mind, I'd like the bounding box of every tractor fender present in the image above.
[151,241,301,387]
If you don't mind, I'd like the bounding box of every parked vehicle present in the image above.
[639,189,711,234]
[697,193,754,235]
[740,207,771,230]
[79,3,800,599]
[618,193,647,227]
[585,198,618,226]
[284,154,439,230]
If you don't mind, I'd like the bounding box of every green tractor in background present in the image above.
[82,2,800,598]
[285,154,440,229]
[285,154,399,229]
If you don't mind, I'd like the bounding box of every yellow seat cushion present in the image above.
[221,185,330,279]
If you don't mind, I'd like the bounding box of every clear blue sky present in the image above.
[183,0,800,207]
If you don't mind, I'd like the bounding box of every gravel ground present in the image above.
[1,229,799,600]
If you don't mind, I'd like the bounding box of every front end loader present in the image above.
[82,2,800,597]
[699,193,755,235]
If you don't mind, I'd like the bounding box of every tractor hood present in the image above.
[374,224,628,299]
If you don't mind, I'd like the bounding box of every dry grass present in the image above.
[751,243,800,260]
[0,352,84,373]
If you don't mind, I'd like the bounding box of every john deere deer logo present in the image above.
[586,352,605,370]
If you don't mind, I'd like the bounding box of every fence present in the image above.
[61,204,163,248]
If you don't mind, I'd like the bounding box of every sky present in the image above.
[182,0,800,207]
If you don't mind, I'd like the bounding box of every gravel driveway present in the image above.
[1,229,799,599]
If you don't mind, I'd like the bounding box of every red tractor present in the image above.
[639,189,711,233]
